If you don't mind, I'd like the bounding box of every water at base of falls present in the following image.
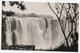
[5,17,64,50]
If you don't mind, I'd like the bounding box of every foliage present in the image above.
[2,1,26,16]
[2,1,26,11]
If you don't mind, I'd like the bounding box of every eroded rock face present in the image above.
[5,17,64,49]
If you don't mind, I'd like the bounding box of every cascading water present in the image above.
[5,17,52,49]
[5,16,64,49]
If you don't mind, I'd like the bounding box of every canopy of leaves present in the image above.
[2,1,26,16]
[2,1,26,11]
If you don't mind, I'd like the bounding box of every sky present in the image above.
[3,2,57,19]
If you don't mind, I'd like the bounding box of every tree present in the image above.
[64,3,79,39]
[64,3,79,47]
[47,3,79,47]
[2,1,26,16]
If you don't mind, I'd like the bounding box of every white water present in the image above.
[5,17,64,49]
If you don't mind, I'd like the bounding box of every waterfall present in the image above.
[5,17,53,49]
[5,16,65,49]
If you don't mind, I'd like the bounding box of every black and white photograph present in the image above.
[1,1,79,52]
